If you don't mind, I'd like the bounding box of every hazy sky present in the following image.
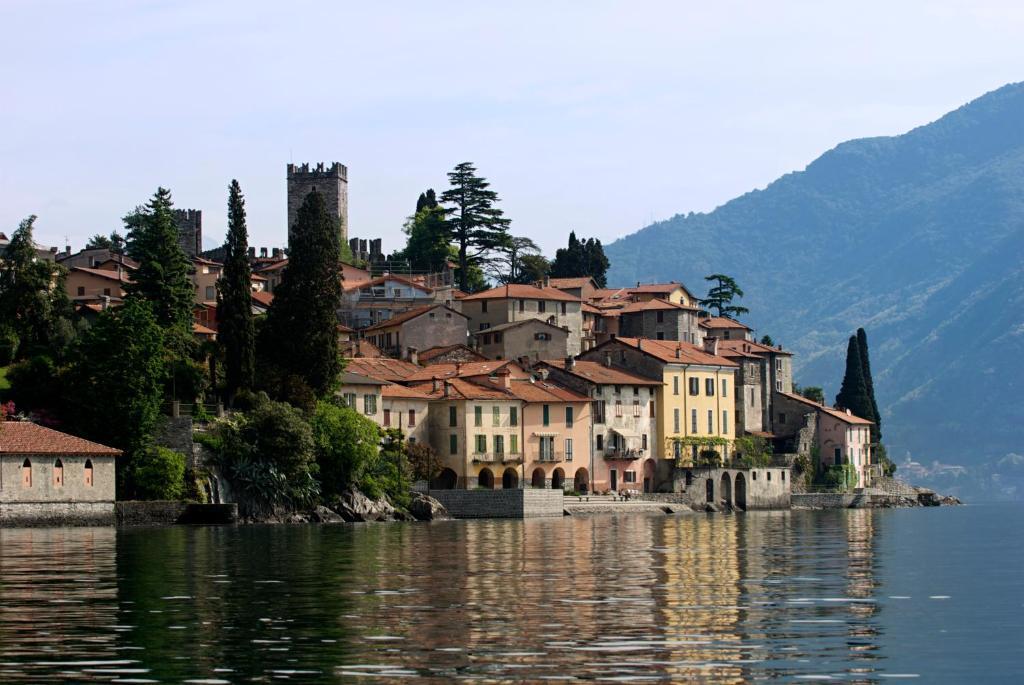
[3,1,1023,256]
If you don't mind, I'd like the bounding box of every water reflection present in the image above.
[0,509,964,683]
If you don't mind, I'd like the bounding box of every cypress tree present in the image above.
[262,189,343,398]
[124,187,195,355]
[217,180,256,402]
[835,335,874,423]
[856,328,881,443]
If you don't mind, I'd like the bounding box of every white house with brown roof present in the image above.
[0,421,120,524]
[65,265,130,303]
[459,283,584,355]
[700,317,754,341]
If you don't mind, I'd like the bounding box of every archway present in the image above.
[502,467,519,489]
[574,468,590,494]
[643,458,656,493]
[551,468,565,490]
[705,478,714,504]
[22,459,32,488]
[531,468,546,488]
[431,468,457,490]
[53,459,64,487]
[84,459,94,488]
[478,468,495,489]
[721,472,733,508]
[735,472,747,510]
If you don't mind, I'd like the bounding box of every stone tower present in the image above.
[287,162,348,246]
[172,209,202,258]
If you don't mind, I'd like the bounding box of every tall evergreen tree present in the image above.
[699,274,750,319]
[399,205,451,272]
[835,335,875,423]
[124,188,195,355]
[856,327,881,442]
[217,180,256,402]
[415,188,438,212]
[549,231,610,287]
[261,189,343,398]
[439,162,512,291]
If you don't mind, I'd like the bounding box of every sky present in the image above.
[3,1,1024,256]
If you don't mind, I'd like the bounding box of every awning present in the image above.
[532,431,560,437]
[609,426,642,444]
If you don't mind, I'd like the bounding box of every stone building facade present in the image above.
[471,318,569,361]
[172,209,203,258]
[287,162,348,245]
[459,283,584,355]
[671,466,791,510]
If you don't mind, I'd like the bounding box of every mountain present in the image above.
[605,83,1024,498]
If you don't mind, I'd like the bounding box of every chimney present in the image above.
[442,380,451,398]
[455,361,463,375]
[102,295,111,310]
[674,346,681,359]
[407,347,419,365]
[543,275,550,288]
[703,337,719,356]
[497,367,512,389]
[431,375,440,393]
[564,356,575,371]
[604,352,612,367]
[637,339,642,351]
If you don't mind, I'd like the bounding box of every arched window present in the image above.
[21,459,32,488]
[84,459,94,487]
[53,459,64,487]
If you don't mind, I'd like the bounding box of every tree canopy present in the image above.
[439,162,512,291]
[856,327,881,443]
[487,235,545,284]
[699,274,749,319]
[835,335,875,424]
[549,231,610,287]
[217,180,256,403]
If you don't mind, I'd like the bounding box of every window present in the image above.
[781,470,786,482]
[561,302,567,315]
[834,447,842,463]
[53,459,64,487]
[540,436,555,460]
[542,404,550,426]
[343,393,357,408]
[707,409,713,434]
[475,435,487,453]
[615,400,623,417]
[778,412,787,425]
[519,299,525,312]
[538,300,546,313]
[449,434,458,454]
[205,286,216,300]
[753,471,758,480]
[77,286,85,296]
[363,394,377,415]
[673,441,681,459]
[649,400,655,417]
[673,376,679,395]
[383,409,391,426]
[493,406,501,426]
[623,471,637,483]
[723,411,729,434]
[750,388,755,404]
[705,378,715,396]
[481,300,488,313]
[480,322,490,331]
[776,359,782,372]
[565,407,573,427]
[689,377,699,395]
[632,401,641,417]
[596,434,604,450]
[565,438,573,462]
[656,311,664,323]
[21,459,31,488]
[722,379,728,398]
[483,333,491,345]
[84,459,93,487]
[633,387,639,396]
[494,332,503,343]
[103,288,111,296]
[408,409,416,427]
[673,408,680,433]
[776,379,782,392]
[767,471,772,481]
[474,406,483,427]
[510,407,518,426]
[449,406,458,427]
[510,434,518,454]
[691,408,698,433]
[593,401,605,424]
[656,331,665,340]
[494,435,504,455]
[642,434,648,450]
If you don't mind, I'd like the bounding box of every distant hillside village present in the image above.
[0,160,889,523]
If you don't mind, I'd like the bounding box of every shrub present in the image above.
[133,446,186,500]
[311,399,380,499]
[699,449,722,467]
[6,355,61,414]
[0,326,18,366]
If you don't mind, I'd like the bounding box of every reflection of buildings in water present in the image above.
[0,528,119,672]
[843,509,881,664]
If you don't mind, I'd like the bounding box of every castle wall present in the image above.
[287,162,348,246]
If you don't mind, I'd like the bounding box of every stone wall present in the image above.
[157,416,197,469]
[172,209,202,258]
[791,493,859,509]
[1,454,116,504]
[115,501,238,526]
[287,162,348,244]
[430,488,563,518]
[674,466,791,510]
[0,501,114,526]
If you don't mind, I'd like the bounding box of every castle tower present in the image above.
[172,209,202,258]
[287,162,348,246]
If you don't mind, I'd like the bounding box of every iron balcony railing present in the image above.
[603,449,643,460]
[537,452,564,463]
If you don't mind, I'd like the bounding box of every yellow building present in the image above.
[580,337,738,468]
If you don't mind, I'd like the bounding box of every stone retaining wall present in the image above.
[116,501,238,526]
[0,501,115,526]
[791,493,860,509]
[430,489,563,518]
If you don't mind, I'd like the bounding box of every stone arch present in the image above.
[551,468,565,490]
[84,459,94,487]
[478,468,495,489]
[721,472,733,508]
[735,472,747,510]
[502,467,519,489]
[53,458,64,487]
[574,468,590,494]
[643,458,656,493]
[531,468,546,489]
[22,459,32,488]
[431,468,457,490]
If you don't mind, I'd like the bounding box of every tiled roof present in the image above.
[341,372,388,386]
[362,304,466,332]
[251,291,274,307]
[193,322,217,335]
[0,421,121,456]
[629,281,691,295]
[719,338,793,357]
[460,283,580,302]
[71,266,131,283]
[618,299,698,314]
[340,339,384,359]
[537,360,661,386]
[254,258,288,272]
[343,274,433,294]
[336,323,355,333]
[548,277,595,289]
[344,357,422,382]
[778,392,873,425]
[410,377,516,401]
[403,359,524,383]
[381,383,433,399]
[700,317,751,330]
[469,318,567,335]
[601,337,738,367]
[477,377,589,402]
[418,344,487,363]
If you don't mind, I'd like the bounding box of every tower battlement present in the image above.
[287,162,347,181]
[172,208,202,258]
[287,162,348,246]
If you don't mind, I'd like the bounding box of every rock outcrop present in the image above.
[331,487,398,522]
[409,493,450,521]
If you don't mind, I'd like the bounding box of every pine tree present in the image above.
[700,274,750,319]
[550,232,610,286]
[262,189,343,399]
[217,180,256,402]
[835,335,874,423]
[856,328,881,443]
[124,188,195,355]
[439,162,512,291]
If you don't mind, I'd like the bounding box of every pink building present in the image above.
[776,392,874,488]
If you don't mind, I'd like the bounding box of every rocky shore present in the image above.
[237,488,451,525]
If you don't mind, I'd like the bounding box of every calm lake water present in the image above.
[0,506,1021,683]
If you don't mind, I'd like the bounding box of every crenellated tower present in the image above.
[172,208,202,258]
[286,162,348,247]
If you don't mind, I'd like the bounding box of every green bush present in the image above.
[133,446,186,500]
[7,355,61,413]
[311,399,381,499]
[0,326,19,366]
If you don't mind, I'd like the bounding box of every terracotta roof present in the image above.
[618,299,698,314]
[778,392,873,425]
[590,287,631,302]
[0,421,121,456]
[719,338,793,357]
[336,323,355,333]
[469,318,567,335]
[403,359,524,383]
[381,383,433,399]
[418,344,487,363]
[71,266,131,283]
[460,283,580,303]
[548,277,595,289]
[254,258,288,272]
[95,256,140,270]
[410,377,515,401]
[192,322,217,335]
[193,257,222,266]
[477,377,589,402]
[341,372,388,386]
[537,360,661,386]
[343,274,433,294]
[362,304,466,332]
[599,337,738,367]
[629,282,691,295]
[340,339,383,358]
[344,357,422,382]
[452,289,470,299]
[250,273,268,281]
[700,317,751,330]
[581,303,603,315]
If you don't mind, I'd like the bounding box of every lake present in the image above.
[0,505,1021,683]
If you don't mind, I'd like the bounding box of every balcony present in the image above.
[537,453,564,463]
[471,453,502,463]
[502,453,524,465]
[603,449,643,461]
